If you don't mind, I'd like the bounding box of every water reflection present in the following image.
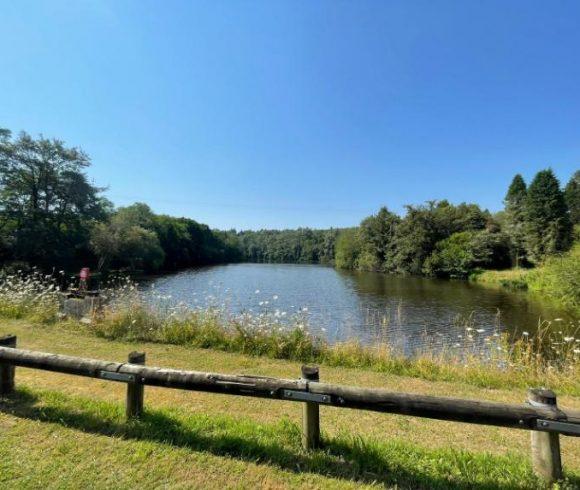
[144,263,576,355]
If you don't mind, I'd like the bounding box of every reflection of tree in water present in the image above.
[146,264,576,357]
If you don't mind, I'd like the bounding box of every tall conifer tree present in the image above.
[503,174,527,266]
[564,170,580,225]
[525,169,572,262]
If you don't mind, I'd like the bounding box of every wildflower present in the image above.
[564,337,574,342]
[272,295,278,300]
[522,331,529,336]
[255,290,260,294]
[476,329,485,333]
[554,318,563,322]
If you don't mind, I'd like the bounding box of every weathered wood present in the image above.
[528,389,563,483]
[0,345,577,435]
[0,346,307,399]
[307,382,569,430]
[301,365,320,450]
[0,335,16,394]
[126,352,145,419]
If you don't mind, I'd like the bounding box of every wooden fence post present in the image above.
[301,365,320,450]
[0,335,16,395]
[126,351,145,419]
[527,388,563,483]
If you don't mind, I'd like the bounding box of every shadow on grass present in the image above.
[0,389,573,490]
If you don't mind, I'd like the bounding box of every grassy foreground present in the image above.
[0,320,579,489]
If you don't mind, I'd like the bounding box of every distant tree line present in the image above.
[234,229,339,264]
[335,169,578,278]
[1,128,578,279]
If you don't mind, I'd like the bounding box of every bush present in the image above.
[527,243,580,309]
[424,231,510,278]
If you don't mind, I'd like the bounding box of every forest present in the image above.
[334,169,578,278]
[1,129,578,280]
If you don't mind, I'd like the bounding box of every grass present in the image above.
[88,319,580,396]
[0,320,579,489]
[85,299,580,396]
[472,242,580,312]
[471,269,531,291]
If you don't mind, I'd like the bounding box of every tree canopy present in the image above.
[0,129,109,269]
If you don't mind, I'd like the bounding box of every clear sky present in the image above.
[1,1,579,230]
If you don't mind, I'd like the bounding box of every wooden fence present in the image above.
[0,334,578,484]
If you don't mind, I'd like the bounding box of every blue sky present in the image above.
[1,1,579,230]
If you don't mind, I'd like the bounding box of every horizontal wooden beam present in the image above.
[0,346,306,398]
[308,382,567,430]
[0,346,576,434]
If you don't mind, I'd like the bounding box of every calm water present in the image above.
[144,263,577,355]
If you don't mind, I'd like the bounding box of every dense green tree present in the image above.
[357,207,400,271]
[91,220,165,272]
[524,169,572,263]
[114,202,156,229]
[387,201,489,274]
[91,204,241,271]
[0,129,109,269]
[564,170,580,225]
[503,174,528,267]
[424,230,511,278]
[334,228,360,270]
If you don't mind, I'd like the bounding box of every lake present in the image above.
[143,263,577,355]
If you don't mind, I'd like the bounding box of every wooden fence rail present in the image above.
[0,335,578,484]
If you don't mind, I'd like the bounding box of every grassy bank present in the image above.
[471,243,580,312]
[0,272,578,396]
[86,302,580,395]
[0,320,579,489]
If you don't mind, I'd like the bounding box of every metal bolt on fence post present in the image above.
[527,388,563,484]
